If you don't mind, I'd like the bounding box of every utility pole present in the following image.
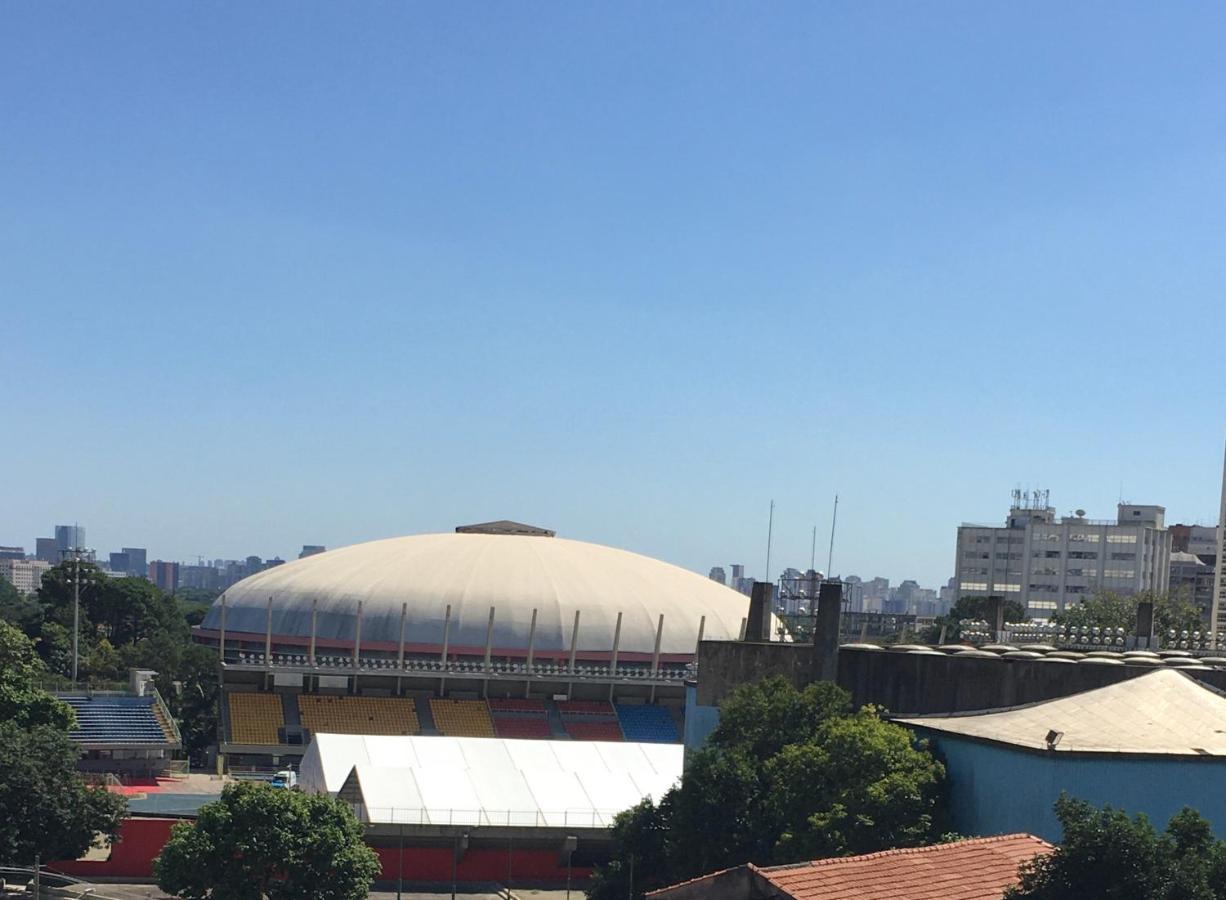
[70,544,82,688]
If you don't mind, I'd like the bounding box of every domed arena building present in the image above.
[195,521,758,769]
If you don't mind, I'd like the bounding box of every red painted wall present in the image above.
[54,818,183,879]
[52,817,592,885]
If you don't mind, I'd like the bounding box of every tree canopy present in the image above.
[1008,795,1226,900]
[0,619,73,730]
[0,623,127,866]
[586,677,947,900]
[1052,590,1203,637]
[921,594,1025,643]
[155,782,381,900]
[0,722,128,866]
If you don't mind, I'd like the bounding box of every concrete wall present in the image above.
[918,730,1226,842]
[836,649,1226,715]
[695,641,819,707]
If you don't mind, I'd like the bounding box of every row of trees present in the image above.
[921,589,1204,644]
[587,677,949,899]
[0,562,219,764]
[0,621,128,866]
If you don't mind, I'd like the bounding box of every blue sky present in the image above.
[3,2,1224,587]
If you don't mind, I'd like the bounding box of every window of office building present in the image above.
[960,581,988,592]
[1069,533,1100,543]
[1103,569,1135,579]
[1028,600,1058,611]
[1068,551,1098,560]
[1107,534,1137,543]
[1110,552,1137,561]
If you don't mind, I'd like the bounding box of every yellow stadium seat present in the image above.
[228,693,285,745]
[429,699,496,738]
[298,695,420,736]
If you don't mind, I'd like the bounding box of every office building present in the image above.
[122,547,147,577]
[35,537,59,563]
[148,560,180,593]
[55,525,85,558]
[708,566,726,585]
[954,491,1171,619]
[1168,524,1218,625]
[0,558,51,595]
[0,546,24,560]
[299,545,326,559]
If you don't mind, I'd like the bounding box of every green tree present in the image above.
[0,620,73,729]
[587,677,947,900]
[84,637,124,681]
[155,782,380,900]
[160,643,220,766]
[0,721,128,865]
[1053,590,1203,638]
[922,595,1025,643]
[0,576,42,634]
[1008,796,1226,900]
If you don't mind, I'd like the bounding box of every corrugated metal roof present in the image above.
[896,668,1226,755]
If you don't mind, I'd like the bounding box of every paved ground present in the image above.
[75,886,582,899]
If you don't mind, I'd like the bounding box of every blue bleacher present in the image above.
[614,704,678,743]
[61,695,174,745]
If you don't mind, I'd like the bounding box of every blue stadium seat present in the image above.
[61,695,174,744]
[614,704,678,743]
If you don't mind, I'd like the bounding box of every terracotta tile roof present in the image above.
[755,834,1052,900]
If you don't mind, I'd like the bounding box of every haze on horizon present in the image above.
[3,3,1225,587]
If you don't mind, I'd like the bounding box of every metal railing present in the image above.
[223,649,694,683]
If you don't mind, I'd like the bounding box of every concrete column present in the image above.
[526,608,538,673]
[986,596,1006,638]
[398,602,408,669]
[745,582,774,641]
[813,580,843,682]
[309,598,318,667]
[440,604,452,665]
[568,610,581,675]
[650,614,664,677]
[1136,601,1155,648]
[265,597,273,668]
[483,606,496,673]
[218,593,227,664]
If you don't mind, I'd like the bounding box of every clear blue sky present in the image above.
[3,2,1224,587]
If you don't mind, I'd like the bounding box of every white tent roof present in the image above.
[300,733,683,828]
[896,669,1226,756]
[203,531,758,655]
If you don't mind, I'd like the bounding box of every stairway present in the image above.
[414,696,439,736]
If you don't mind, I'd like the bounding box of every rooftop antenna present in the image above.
[810,524,817,571]
[826,494,839,575]
[764,500,775,583]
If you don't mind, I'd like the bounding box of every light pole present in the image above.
[69,546,85,688]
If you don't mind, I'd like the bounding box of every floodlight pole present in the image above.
[71,549,81,688]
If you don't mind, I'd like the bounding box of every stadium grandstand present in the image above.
[195,521,764,768]
[56,670,181,776]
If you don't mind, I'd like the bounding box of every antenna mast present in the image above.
[826,494,839,575]
[765,500,775,584]
[810,525,817,570]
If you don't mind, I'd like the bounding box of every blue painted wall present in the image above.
[683,682,720,756]
[914,728,1226,842]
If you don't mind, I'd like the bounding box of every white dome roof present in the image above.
[201,532,754,657]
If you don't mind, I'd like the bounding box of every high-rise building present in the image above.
[0,558,51,595]
[35,538,59,563]
[1168,524,1217,625]
[0,546,24,560]
[708,566,726,585]
[108,552,131,574]
[954,491,1171,619]
[122,547,147,577]
[55,525,85,558]
[148,560,180,593]
[299,545,326,559]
